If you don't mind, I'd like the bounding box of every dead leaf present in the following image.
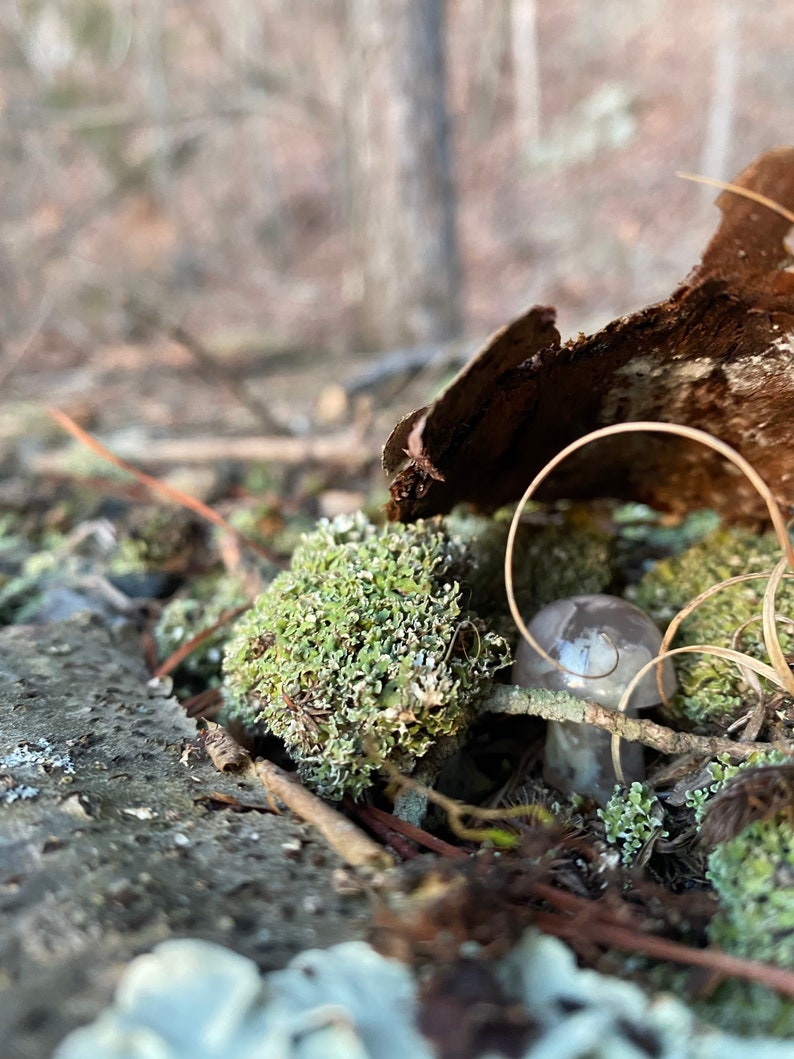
[385,147,794,523]
[202,723,252,772]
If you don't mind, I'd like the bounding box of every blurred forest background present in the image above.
[1,0,793,465]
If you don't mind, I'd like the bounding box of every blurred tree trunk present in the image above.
[510,0,541,154]
[344,0,462,350]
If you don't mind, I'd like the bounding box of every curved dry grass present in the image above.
[504,420,794,785]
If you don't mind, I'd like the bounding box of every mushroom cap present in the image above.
[513,593,676,711]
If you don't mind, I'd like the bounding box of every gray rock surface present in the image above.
[0,614,370,1059]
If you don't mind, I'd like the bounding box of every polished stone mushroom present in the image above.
[513,594,676,804]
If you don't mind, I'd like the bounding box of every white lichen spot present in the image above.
[0,738,75,775]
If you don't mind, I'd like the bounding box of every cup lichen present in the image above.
[221,512,511,799]
[631,527,794,728]
[598,781,667,865]
[707,814,794,967]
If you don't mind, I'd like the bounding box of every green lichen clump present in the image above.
[707,816,794,967]
[155,576,249,691]
[631,527,794,728]
[222,512,511,799]
[443,506,615,629]
[598,782,667,865]
[684,750,791,821]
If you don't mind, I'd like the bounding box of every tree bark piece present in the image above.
[384,148,794,523]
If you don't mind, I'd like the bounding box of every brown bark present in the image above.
[345,0,461,349]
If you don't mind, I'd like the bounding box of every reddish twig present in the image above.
[49,408,278,561]
[363,805,470,860]
[183,687,223,719]
[154,603,252,678]
[533,883,794,998]
[344,802,420,861]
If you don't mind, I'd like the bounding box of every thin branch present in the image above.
[485,684,778,761]
[533,883,794,998]
[48,408,279,561]
[169,321,290,436]
[343,801,421,860]
[154,603,252,678]
[253,759,394,870]
[35,429,373,471]
[359,804,469,860]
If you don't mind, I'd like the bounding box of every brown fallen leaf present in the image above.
[384,147,794,523]
[202,722,252,772]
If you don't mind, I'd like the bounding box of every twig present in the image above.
[375,749,552,845]
[48,408,278,561]
[154,603,252,678]
[360,804,469,860]
[344,337,471,397]
[0,296,51,390]
[485,685,782,762]
[171,323,288,436]
[34,430,374,471]
[533,882,794,998]
[344,801,420,860]
[183,687,223,719]
[254,759,394,870]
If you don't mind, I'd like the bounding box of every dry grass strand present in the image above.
[676,171,794,226]
[505,421,794,787]
[505,421,794,684]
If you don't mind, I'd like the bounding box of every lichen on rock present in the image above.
[222,512,511,799]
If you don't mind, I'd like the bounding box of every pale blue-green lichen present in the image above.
[631,527,794,728]
[684,750,792,822]
[707,815,794,968]
[56,933,794,1058]
[222,512,511,799]
[598,781,668,864]
[612,503,721,565]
